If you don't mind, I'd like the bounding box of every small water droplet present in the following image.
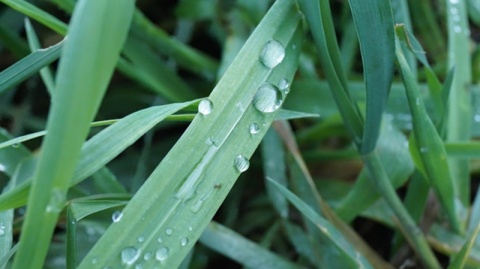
[188,226,193,232]
[249,123,260,135]
[46,189,65,213]
[259,40,285,69]
[180,238,189,246]
[135,263,143,269]
[253,83,283,113]
[234,155,250,173]
[190,200,204,212]
[450,0,459,4]
[137,236,145,243]
[278,78,290,93]
[198,99,213,115]
[453,25,461,33]
[0,227,5,236]
[12,143,20,148]
[415,97,421,106]
[420,147,428,153]
[474,114,480,122]
[121,247,140,265]
[0,164,6,172]
[92,257,98,264]
[144,251,153,260]
[112,211,123,223]
[157,237,163,243]
[165,228,173,236]
[155,247,169,262]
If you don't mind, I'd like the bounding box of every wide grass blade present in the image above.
[348,0,395,154]
[77,0,302,268]
[199,221,300,269]
[12,1,134,268]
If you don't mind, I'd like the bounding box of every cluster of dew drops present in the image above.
[199,39,290,175]
[102,39,291,268]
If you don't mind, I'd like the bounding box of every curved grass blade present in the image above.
[78,0,303,267]
[395,31,462,233]
[200,221,300,269]
[0,101,195,211]
[12,1,135,268]
[348,0,395,154]
[448,222,480,269]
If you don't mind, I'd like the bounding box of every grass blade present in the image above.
[77,0,302,267]
[349,0,395,154]
[12,1,134,268]
[199,221,300,269]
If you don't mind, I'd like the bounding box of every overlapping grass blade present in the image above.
[0,101,195,210]
[395,27,461,233]
[267,178,373,269]
[24,18,55,95]
[0,39,63,95]
[348,0,395,154]
[77,0,302,267]
[12,1,134,268]
[199,221,300,269]
[0,129,31,177]
[448,222,480,269]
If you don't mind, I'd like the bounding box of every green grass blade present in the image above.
[448,223,480,269]
[12,1,134,268]
[446,0,472,207]
[0,0,67,35]
[297,0,364,145]
[77,0,302,267]
[395,28,462,233]
[0,39,63,95]
[469,0,480,25]
[199,221,300,269]
[267,178,373,269]
[348,0,395,154]
[0,101,195,210]
[24,18,55,96]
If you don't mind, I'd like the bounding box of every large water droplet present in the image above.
[155,247,169,262]
[259,40,285,69]
[198,99,213,115]
[253,83,283,113]
[234,155,250,173]
[278,78,290,93]
[180,238,189,246]
[112,211,123,223]
[249,123,260,135]
[165,228,173,236]
[121,247,140,265]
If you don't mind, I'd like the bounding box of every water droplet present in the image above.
[92,257,98,264]
[157,237,163,243]
[165,228,173,236]
[198,99,213,115]
[450,0,459,4]
[144,251,153,260]
[0,227,5,236]
[135,263,143,269]
[121,247,140,265]
[155,247,169,262]
[420,147,428,153]
[278,78,290,93]
[180,238,189,246]
[188,226,193,232]
[12,143,20,148]
[260,40,285,69]
[454,25,461,33]
[0,164,6,172]
[190,200,204,212]
[112,211,123,223]
[234,155,250,173]
[137,236,145,243]
[253,83,283,113]
[249,123,260,135]
[474,115,480,122]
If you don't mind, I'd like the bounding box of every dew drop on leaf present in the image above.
[112,211,123,223]
[121,247,140,265]
[278,78,290,93]
[234,155,250,173]
[259,40,285,69]
[165,228,173,236]
[253,83,283,113]
[198,99,213,115]
[249,123,260,135]
[155,247,169,262]
[180,238,189,246]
